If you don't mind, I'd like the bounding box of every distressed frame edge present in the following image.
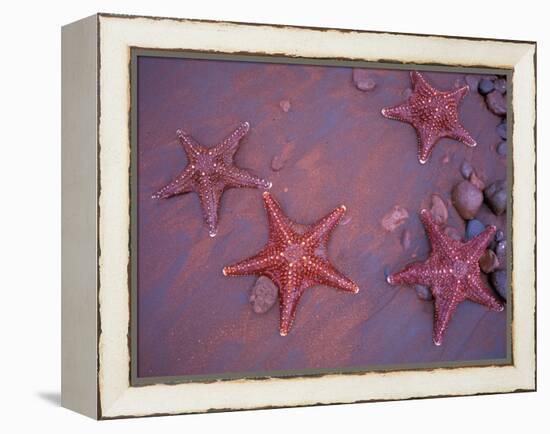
[95,14,536,419]
[61,13,100,419]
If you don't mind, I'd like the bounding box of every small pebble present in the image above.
[381,205,409,232]
[469,171,485,190]
[466,219,486,240]
[271,155,285,171]
[352,69,377,91]
[479,249,500,274]
[465,75,480,91]
[452,180,483,220]
[495,229,505,242]
[445,226,462,241]
[496,121,507,140]
[250,276,278,314]
[496,141,507,156]
[401,229,411,250]
[490,270,507,300]
[494,78,507,94]
[484,180,507,215]
[478,78,495,95]
[486,91,507,116]
[415,285,433,301]
[460,160,473,179]
[430,194,448,225]
[279,100,291,112]
[495,240,507,268]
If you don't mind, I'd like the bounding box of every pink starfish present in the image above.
[381,71,476,164]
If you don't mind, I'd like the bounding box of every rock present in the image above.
[250,276,278,314]
[430,194,448,225]
[445,226,462,241]
[452,180,483,220]
[352,69,376,91]
[486,91,507,116]
[271,155,285,171]
[279,100,291,112]
[381,205,409,232]
[495,229,505,242]
[490,270,507,300]
[415,285,433,301]
[494,78,507,94]
[484,180,507,215]
[469,171,485,190]
[479,249,500,273]
[460,160,473,179]
[495,240,507,268]
[466,219,486,240]
[496,141,507,156]
[465,75,480,91]
[401,229,411,250]
[496,121,507,140]
[478,78,495,95]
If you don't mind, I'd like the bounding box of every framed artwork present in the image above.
[61,13,536,419]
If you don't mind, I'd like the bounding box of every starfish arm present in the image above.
[219,165,272,190]
[305,256,359,293]
[415,125,443,164]
[420,209,462,258]
[152,165,195,199]
[410,71,437,97]
[213,121,250,158]
[303,205,346,246]
[278,270,306,336]
[176,129,203,157]
[466,274,505,311]
[448,123,477,147]
[387,261,431,287]
[462,224,497,264]
[223,247,282,276]
[262,192,296,243]
[447,85,469,103]
[381,102,414,123]
[432,284,464,345]
[197,179,223,237]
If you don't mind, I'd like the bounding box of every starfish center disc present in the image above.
[195,153,217,175]
[451,260,469,279]
[282,243,306,264]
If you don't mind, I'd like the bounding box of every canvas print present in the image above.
[134,52,509,381]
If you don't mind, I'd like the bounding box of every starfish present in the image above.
[152,122,271,237]
[223,192,359,336]
[386,209,504,346]
[381,71,476,164]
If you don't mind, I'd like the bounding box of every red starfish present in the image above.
[381,71,476,164]
[223,192,359,336]
[387,209,504,346]
[152,122,271,237]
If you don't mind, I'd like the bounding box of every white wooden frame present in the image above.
[61,13,536,419]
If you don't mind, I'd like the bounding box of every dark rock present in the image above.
[401,229,411,250]
[415,285,433,301]
[494,78,507,94]
[478,78,495,95]
[352,69,376,91]
[479,249,500,274]
[495,240,507,268]
[279,100,291,112]
[250,276,278,314]
[496,141,507,156]
[496,121,507,140]
[445,226,462,241]
[460,160,473,179]
[466,219,486,240]
[484,180,507,215]
[495,229,505,242]
[486,91,507,116]
[490,270,507,300]
[430,194,448,225]
[452,180,483,220]
[465,75,480,91]
[469,171,485,190]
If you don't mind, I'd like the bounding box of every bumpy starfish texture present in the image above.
[223,192,359,336]
[381,71,476,164]
[387,210,503,346]
[152,122,271,237]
